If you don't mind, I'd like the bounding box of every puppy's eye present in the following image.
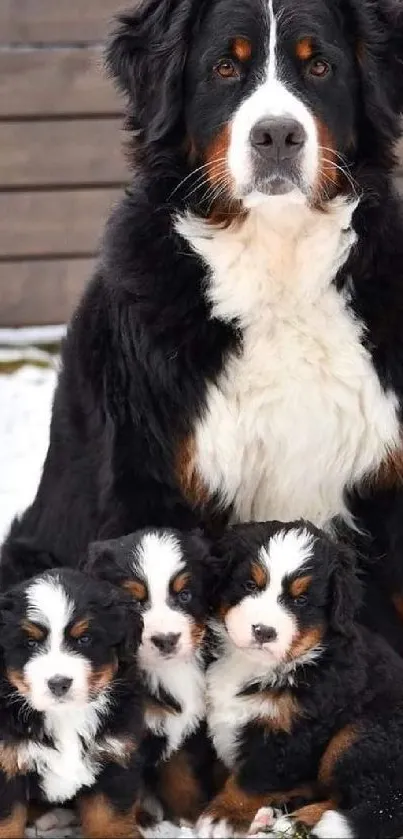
[26,639,41,650]
[214,59,239,79]
[308,59,331,78]
[244,581,258,594]
[294,595,308,606]
[76,634,91,647]
[177,590,192,605]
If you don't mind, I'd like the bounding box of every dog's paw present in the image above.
[249,807,277,835]
[197,815,240,838]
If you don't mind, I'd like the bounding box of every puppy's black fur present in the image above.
[201,521,403,839]
[3,0,403,656]
[0,569,144,838]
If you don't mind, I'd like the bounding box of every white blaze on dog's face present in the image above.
[22,579,90,712]
[228,0,318,204]
[221,529,317,664]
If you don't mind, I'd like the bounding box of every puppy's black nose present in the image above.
[252,624,277,644]
[47,675,73,697]
[151,633,181,654]
[250,118,306,161]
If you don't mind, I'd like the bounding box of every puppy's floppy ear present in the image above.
[84,539,124,587]
[328,540,362,637]
[106,0,198,143]
[116,598,144,664]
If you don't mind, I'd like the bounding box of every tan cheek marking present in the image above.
[190,620,205,649]
[122,580,147,602]
[318,724,358,788]
[79,793,141,839]
[251,562,268,589]
[7,669,29,697]
[172,572,190,594]
[296,38,313,60]
[21,620,45,641]
[175,435,210,509]
[205,124,232,189]
[232,37,252,62]
[289,575,312,598]
[314,119,340,200]
[0,744,24,780]
[288,625,323,660]
[0,805,27,839]
[89,661,118,695]
[260,690,300,733]
[70,618,90,639]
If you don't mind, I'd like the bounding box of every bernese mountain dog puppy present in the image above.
[199,521,403,839]
[0,569,143,839]
[4,0,403,651]
[85,527,218,824]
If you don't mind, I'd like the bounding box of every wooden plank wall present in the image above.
[0,0,127,327]
[1,4,403,327]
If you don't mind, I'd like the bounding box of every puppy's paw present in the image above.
[197,815,239,838]
[249,807,276,835]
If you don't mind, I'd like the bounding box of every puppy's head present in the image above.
[210,521,361,667]
[0,569,141,713]
[86,528,210,669]
[107,0,403,212]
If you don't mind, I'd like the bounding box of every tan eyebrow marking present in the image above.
[289,575,312,598]
[70,617,90,639]
[251,562,268,589]
[122,580,147,601]
[232,37,252,62]
[296,38,313,60]
[172,572,191,594]
[21,620,45,641]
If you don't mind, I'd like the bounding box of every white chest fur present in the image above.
[143,657,206,760]
[177,197,399,527]
[18,700,107,803]
[206,644,283,770]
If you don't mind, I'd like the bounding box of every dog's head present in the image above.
[0,569,141,713]
[85,528,210,668]
[107,0,403,211]
[209,521,361,668]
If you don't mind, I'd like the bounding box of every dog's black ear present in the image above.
[84,539,124,587]
[116,598,144,663]
[106,0,197,143]
[353,0,403,139]
[328,540,362,637]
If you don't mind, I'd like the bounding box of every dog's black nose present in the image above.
[250,118,306,161]
[47,675,73,697]
[252,624,277,644]
[151,633,181,654]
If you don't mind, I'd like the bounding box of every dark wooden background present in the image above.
[0,0,127,327]
[1,2,403,327]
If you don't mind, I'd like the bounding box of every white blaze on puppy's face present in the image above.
[135,532,194,666]
[228,0,319,203]
[224,529,314,662]
[24,578,90,712]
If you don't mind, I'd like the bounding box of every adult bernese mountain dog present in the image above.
[3,0,403,644]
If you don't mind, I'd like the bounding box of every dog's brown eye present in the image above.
[294,595,308,606]
[177,589,192,605]
[244,580,258,594]
[309,59,331,78]
[27,639,40,650]
[214,59,239,79]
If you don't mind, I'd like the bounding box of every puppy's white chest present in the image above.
[20,704,104,803]
[206,649,277,769]
[144,659,206,760]
[178,203,399,527]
